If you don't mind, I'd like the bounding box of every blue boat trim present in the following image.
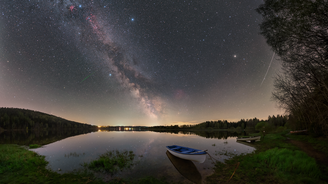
[166,145,206,155]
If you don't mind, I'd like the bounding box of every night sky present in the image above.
[0,0,282,126]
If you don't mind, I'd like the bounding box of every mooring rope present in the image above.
[205,151,240,182]
[205,151,220,162]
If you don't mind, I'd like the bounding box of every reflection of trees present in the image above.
[0,129,96,146]
[149,129,180,134]
[150,130,247,139]
[0,129,251,146]
[180,131,239,139]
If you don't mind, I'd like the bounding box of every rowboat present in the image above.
[166,145,207,163]
[235,140,257,148]
[236,136,261,142]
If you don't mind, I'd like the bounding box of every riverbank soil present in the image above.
[289,139,328,166]
[287,135,328,182]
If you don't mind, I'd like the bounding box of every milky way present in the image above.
[0,0,282,125]
[54,1,165,118]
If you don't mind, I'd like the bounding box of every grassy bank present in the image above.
[0,144,168,184]
[207,132,328,184]
[0,144,103,184]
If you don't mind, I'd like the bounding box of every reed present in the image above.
[85,150,135,174]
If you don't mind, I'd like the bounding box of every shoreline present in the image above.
[207,131,328,183]
[1,131,327,183]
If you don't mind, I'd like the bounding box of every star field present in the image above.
[0,0,282,126]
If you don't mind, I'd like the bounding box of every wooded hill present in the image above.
[150,115,288,131]
[0,108,97,131]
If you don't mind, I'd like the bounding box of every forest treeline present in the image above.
[0,108,97,131]
[257,0,328,136]
[150,115,288,131]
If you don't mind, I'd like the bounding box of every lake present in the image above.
[28,130,255,183]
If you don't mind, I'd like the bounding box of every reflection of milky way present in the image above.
[51,1,164,118]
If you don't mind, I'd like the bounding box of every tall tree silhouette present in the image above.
[257,0,328,136]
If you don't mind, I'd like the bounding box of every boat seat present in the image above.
[180,148,194,153]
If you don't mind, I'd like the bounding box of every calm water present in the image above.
[31,130,255,183]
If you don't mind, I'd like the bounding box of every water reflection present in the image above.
[1,130,256,183]
[166,151,202,184]
[102,129,250,139]
[0,129,96,145]
[28,131,254,183]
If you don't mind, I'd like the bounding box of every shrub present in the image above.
[255,122,266,131]
[275,126,285,133]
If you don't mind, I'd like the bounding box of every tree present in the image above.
[223,121,228,129]
[257,0,328,136]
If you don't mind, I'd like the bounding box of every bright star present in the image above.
[131,18,134,21]
[79,5,82,8]
[234,55,237,58]
[109,73,112,77]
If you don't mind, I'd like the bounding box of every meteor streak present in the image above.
[260,52,275,86]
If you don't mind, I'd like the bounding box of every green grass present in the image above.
[0,144,47,174]
[255,148,321,179]
[29,144,41,149]
[0,144,104,184]
[208,149,323,184]
[256,132,297,152]
[84,150,135,174]
[249,132,262,136]
[207,133,327,184]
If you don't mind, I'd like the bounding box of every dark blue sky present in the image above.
[0,0,282,126]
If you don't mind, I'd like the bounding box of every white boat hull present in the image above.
[167,149,207,163]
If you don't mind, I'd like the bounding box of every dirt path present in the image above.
[288,139,328,166]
